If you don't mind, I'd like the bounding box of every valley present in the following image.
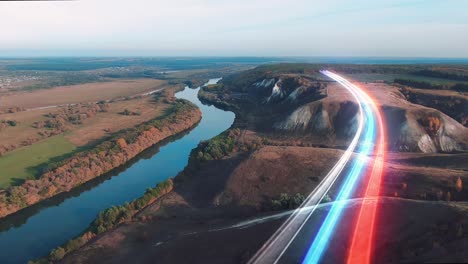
[3,1,467,263]
[0,60,467,263]
[47,63,468,264]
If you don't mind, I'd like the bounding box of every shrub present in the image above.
[90,179,173,234]
[271,193,306,210]
[8,186,27,206]
[394,79,444,90]
[49,247,65,261]
[451,83,468,92]
[6,120,17,126]
[395,78,468,92]
[321,194,332,203]
[64,237,85,252]
[196,129,239,162]
[456,177,463,192]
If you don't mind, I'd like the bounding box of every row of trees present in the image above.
[119,108,141,116]
[413,69,468,82]
[196,129,239,161]
[271,193,306,210]
[0,106,25,114]
[195,128,265,162]
[394,78,468,92]
[91,179,173,234]
[0,119,17,129]
[0,100,200,219]
[28,179,174,264]
[1,103,111,158]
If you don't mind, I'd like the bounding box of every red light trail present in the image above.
[346,82,386,264]
[250,71,387,264]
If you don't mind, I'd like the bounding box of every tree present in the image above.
[64,237,85,252]
[49,247,65,261]
[116,138,128,149]
[321,194,332,203]
[456,177,463,192]
[6,120,17,126]
[291,193,305,208]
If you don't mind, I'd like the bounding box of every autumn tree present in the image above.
[116,138,128,149]
[456,177,463,192]
[49,247,65,261]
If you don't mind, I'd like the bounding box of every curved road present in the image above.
[250,71,386,264]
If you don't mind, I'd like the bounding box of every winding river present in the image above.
[0,79,235,264]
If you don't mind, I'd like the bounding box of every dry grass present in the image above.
[0,80,40,94]
[0,78,167,110]
[0,108,51,148]
[66,97,170,146]
[0,81,178,149]
[0,96,170,148]
[0,92,173,187]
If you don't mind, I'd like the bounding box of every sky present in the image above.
[1,0,467,57]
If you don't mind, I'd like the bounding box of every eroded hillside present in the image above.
[55,64,468,264]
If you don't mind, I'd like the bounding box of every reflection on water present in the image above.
[0,129,191,233]
[0,81,234,264]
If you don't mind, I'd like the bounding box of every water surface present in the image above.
[0,80,234,263]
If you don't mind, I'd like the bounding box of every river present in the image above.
[0,79,235,264]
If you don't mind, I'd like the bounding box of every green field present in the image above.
[0,135,76,188]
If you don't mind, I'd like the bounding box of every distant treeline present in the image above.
[6,57,282,71]
[394,78,468,92]
[412,69,468,82]
[101,70,165,79]
[20,73,102,91]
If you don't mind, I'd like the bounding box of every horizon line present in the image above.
[1,55,468,60]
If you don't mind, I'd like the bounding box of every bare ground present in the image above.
[58,76,468,263]
[0,78,167,110]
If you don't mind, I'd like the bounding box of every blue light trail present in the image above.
[302,72,377,264]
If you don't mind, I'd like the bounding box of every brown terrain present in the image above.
[0,78,165,110]
[0,79,175,157]
[48,65,468,263]
[0,97,170,149]
[65,97,169,146]
[0,97,202,219]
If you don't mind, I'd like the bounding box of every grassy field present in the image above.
[0,93,172,188]
[65,97,169,146]
[0,78,167,110]
[0,135,76,188]
[0,108,51,146]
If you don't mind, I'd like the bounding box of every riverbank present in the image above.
[0,80,235,264]
[56,65,468,264]
[0,100,202,219]
[33,131,246,264]
[31,179,175,263]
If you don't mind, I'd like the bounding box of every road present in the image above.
[249,71,386,264]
